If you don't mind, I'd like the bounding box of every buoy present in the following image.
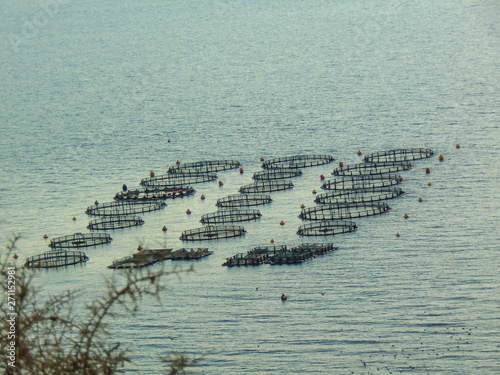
[200,194,206,200]
[218,181,224,187]
[239,167,244,174]
[456,144,460,149]
[357,150,362,155]
[300,204,305,208]
[439,155,444,161]
[13,254,18,259]
[94,200,99,205]
[418,197,423,202]
[150,170,155,177]
[404,214,409,219]
[396,233,400,237]
[312,189,317,194]
[43,234,48,239]
[162,226,167,232]
[280,221,285,225]
[137,245,142,251]
[167,139,171,143]
[72,217,77,221]
[281,294,287,301]
[186,209,191,215]
[320,174,325,180]
[428,182,432,186]
[426,168,430,174]
[176,160,180,164]
[122,184,127,191]
[260,157,265,161]
[339,161,343,168]
[270,239,274,243]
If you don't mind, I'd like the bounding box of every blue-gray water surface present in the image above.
[1,0,499,374]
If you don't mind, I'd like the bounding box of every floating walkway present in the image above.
[252,168,302,180]
[25,250,89,269]
[297,220,358,236]
[108,248,212,269]
[167,160,241,173]
[114,187,195,200]
[180,225,246,241]
[86,201,166,216]
[140,173,217,188]
[299,202,390,220]
[332,161,412,176]
[262,154,334,169]
[364,148,434,163]
[49,233,112,249]
[87,216,144,230]
[239,180,293,193]
[315,187,405,204]
[322,174,404,190]
[200,209,262,224]
[216,194,272,208]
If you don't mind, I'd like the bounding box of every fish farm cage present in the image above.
[87,216,145,230]
[49,232,112,249]
[315,187,405,204]
[86,201,166,216]
[299,202,391,220]
[167,160,241,173]
[200,209,262,224]
[321,174,404,190]
[216,194,272,208]
[332,161,413,176]
[262,154,334,169]
[268,243,337,265]
[115,187,195,200]
[25,250,89,269]
[108,248,213,269]
[239,180,294,193]
[363,148,434,163]
[140,173,217,188]
[252,168,302,180]
[297,220,358,236]
[180,225,246,241]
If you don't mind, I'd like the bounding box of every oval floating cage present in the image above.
[239,180,293,193]
[252,168,302,180]
[332,161,412,176]
[140,173,217,188]
[363,148,434,163]
[315,187,405,204]
[216,194,272,208]
[299,202,390,220]
[322,174,404,190]
[49,233,112,249]
[25,250,89,269]
[115,187,195,200]
[167,160,241,173]
[86,201,166,216]
[297,220,358,236]
[180,225,246,241]
[87,215,145,230]
[262,154,334,169]
[200,209,262,224]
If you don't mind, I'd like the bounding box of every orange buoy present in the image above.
[418,197,423,202]
[312,189,317,194]
[150,170,155,177]
[218,181,224,187]
[167,139,171,143]
[72,217,77,221]
[137,245,142,251]
[162,226,167,232]
[43,234,48,239]
[239,167,244,174]
[281,294,287,301]
[300,204,305,208]
[13,254,18,259]
[426,168,430,174]
[270,239,274,243]
[260,157,265,161]
[428,182,432,186]
[339,161,343,167]
[94,200,99,205]
[404,214,409,219]
[320,174,325,180]
[456,144,460,149]
[176,160,180,164]
[396,233,400,237]
[280,221,285,225]
[439,155,444,161]
[186,209,191,215]
[200,194,206,200]
[357,150,362,155]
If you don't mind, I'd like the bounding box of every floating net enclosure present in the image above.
[49,233,112,249]
[86,201,166,216]
[25,250,89,269]
[167,160,241,173]
[297,220,358,236]
[252,168,302,180]
[200,209,262,224]
[87,216,144,230]
[299,202,390,220]
[332,161,412,176]
[170,248,213,260]
[363,148,434,163]
[140,173,217,188]
[315,187,405,204]
[180,225,246,241]
[268,243,337,265]
[216,194,272,208]
[115,187,195,200]
[239,180,293,193]
[107,248,213,269]
[262,154,334,169]
[223,245,286,266]
[322,174,404,190]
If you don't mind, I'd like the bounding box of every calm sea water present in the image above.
[1,0,499,374]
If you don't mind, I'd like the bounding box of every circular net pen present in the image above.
[86,201,166,216]
[140,173,217,188]
[239,180,293,193]
[363,148,434,163]
[297,220,358,236]
[115,187,195,200]
[216,194,272,208]
[200,209,262,224]
[49,233,112,249]
[25,250,89,269]
[87,216,145,230]
[322,174,404,190]
[315,187,405,204]
[180,225,246,241]
[332,161,412,176]
[252,168,302,180]
[299,202,391,220]
[167,160,241,173]
[262,154,334,169]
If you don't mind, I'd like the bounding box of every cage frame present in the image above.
[25,250,89,269]
[315,187,405,204]
[200,209,262,224]
[332,161,412,176]
[86,201,166,216]
[321,174,404,190]
[87,215,145,230]
[262,154,334,169]
[180,225,246,241]
[49,232,112,249]
[252,168,303,180]
[299,202,391,220]
[239,180,294,193]
[363,148,434,163]
[216,194,272,208]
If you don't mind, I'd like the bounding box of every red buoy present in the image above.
[200,194,206,200]
[218,181,224,187]
[43,234,48,239]
[162,226,167,232]
[281,294,287,301]
[339,161,343,168]
[186,209,191,214]
[239,167,244,174]
[137,245,142,251]
[320,174,325,180]
[426,168,430,174]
